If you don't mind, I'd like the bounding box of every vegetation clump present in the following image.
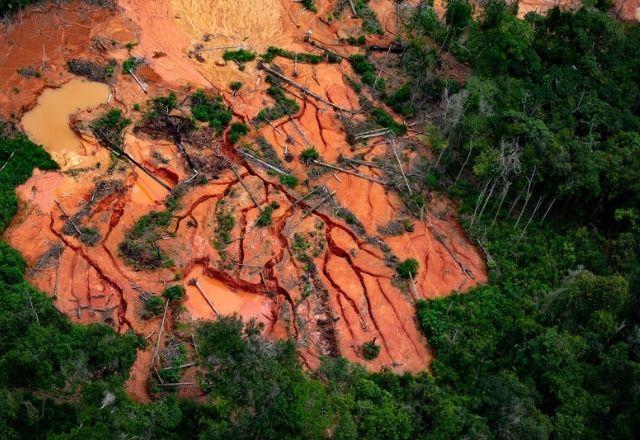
[90,108,131,151]
[301,0,317,12]
[121,57,139,73]
[348,54,384,92]
[362,339,380,360]
[256,202,280,227]
[162,284,185,302]
[369,108,406,135]
[118,210,173,270]
[353,0,384,34]
[262,46,324,64]
[256,83,300,123]
[141,293,164,318]
[16,66,40,78]
[300,147,319,164]
[228,122,248,144]
[397,258,419,278]
[222,49,256,63]
[78,226,100,246]
[214,209,235,255]
[67,59,116,83]
[190,90,232,131]
[279,173,298,188]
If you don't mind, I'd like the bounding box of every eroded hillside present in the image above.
[1,0,487,401]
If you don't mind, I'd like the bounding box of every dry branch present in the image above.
[259,62,355,113]
[313,160,386,184]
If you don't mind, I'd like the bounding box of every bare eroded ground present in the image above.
[2,0,487,402]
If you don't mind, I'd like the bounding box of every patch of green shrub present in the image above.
[214,210,235,253]
[79,227,100,246]
[118,210,173,270]
[362,339,380,360]
[262,46,324,64]
[122,57,138,73]
[228,122,249,144]
[91,109,131,151]
[222,49,256,63]
[162,285,185,302]
[300,147,319,163]
[279,173,298,188]
[256,202,280,227]
[349,54,385,92]
[397,258,419,278]
[370,108,406,135]
[190,90,232,131]
[142,294,164,318]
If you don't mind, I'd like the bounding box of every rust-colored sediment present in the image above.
[1,0,489,403]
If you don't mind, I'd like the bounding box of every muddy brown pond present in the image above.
[21,78,110,169]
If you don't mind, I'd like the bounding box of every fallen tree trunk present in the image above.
[258,62,356,113]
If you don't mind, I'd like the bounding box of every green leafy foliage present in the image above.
[262,46,324,64]
[300,146,319,163]
[279,173,298,188]
[228,122,249,143]
[214,209,235,253]
[396,258,419,278]
[91,108,131,151]
[122,57,138,73]
[162,285,185,302]
[369,108,407,135]
[353,0,384,35]
[256,84,300,122]
[301,0,317,12]
[222,49,256,62]
[362,339,380,360]
[142,294,165,318]
[256,202,280,227]
[190,90,232,131]
[118,210,173,270]
[349,54,385,92]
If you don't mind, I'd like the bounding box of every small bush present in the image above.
[256,85,300,122]
[256,202,280,227]
[362,339,380,360]
[262,47,324,64]
[215,211,235,252]
[142,294,164,318]
[118,210,173,270]
[228,123,249,144]
[300,147,319,163]
[279,174,298,188]
[222,49,256,63]
[79,227,100,246]
[91,109,131,151]
[370,108,407,135]
[397,258,419,279]
[302,0,317,12]
[349,54,385,92]
[191,90,232,131]
[230,81,243,91]
[122,57,138,73]
[147,92,178,118]
[162,285,185,302]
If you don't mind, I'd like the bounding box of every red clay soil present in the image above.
[2,0,488,403]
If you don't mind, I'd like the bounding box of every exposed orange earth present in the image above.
[1,0,489,403]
